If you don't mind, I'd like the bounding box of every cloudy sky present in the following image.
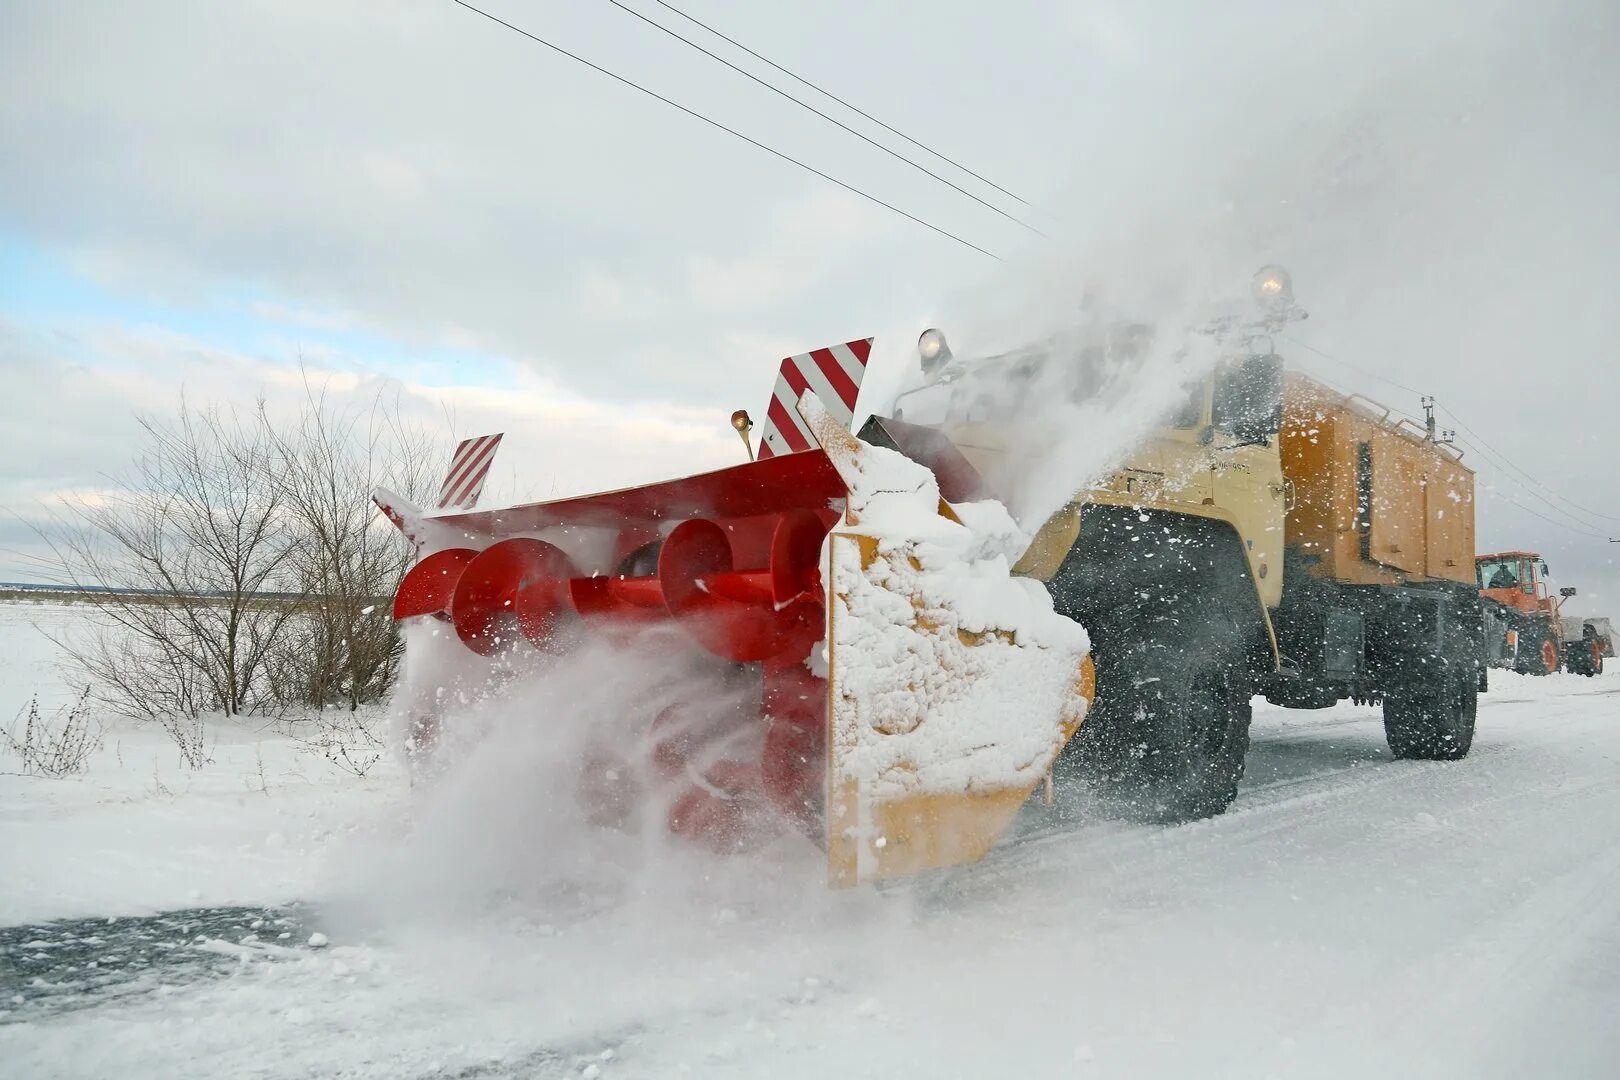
[2,0,1617,610]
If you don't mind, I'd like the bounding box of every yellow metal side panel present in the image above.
[1368,428,1426,575]
[1328,406,1400,585]
[1424,454,1476,584]
[1284,376,1400,585]
[1281,375,1356,580]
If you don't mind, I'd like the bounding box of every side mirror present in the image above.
[1561,587,1578,597]
[1212,353,1284,444]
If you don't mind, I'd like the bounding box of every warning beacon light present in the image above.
[917,327,952,380]
[1252,265,1294,309]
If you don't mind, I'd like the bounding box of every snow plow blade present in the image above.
[384,392,1094,888]
[808,400,1094,886]
[824,522,1094,885]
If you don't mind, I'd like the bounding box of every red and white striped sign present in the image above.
[757,338,873,459]
[437,433,504,510]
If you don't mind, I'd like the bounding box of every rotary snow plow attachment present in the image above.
[381,394,1093,888]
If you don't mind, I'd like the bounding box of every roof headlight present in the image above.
[1252,265,1294,308]
[917,327,952,380]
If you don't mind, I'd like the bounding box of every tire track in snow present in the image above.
[958,688,1611,909]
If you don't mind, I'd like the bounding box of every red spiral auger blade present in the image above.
[451,538,577,655]
[661,510,826,663]
[393,547,478,621]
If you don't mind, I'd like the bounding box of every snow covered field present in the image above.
[3,601,1619,1079]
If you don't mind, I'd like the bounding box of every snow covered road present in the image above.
[4,667,1618,1079]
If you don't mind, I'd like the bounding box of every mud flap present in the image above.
[800,392,1095,888]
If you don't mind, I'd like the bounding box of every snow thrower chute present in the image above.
[379,388,1094,888]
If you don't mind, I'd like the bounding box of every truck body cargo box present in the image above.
[1280,374,1475,587]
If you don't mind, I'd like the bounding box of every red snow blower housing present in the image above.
[380,352,1094,888]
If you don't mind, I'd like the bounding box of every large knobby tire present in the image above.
[1540,638,1560,675]
[1043,505,1265,825]
[1384,668,1477,761]
[1073,650,1253,823]
[1569,637,1602,678]
[1512,629,1555,676]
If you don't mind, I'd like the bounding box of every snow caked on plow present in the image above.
[380,392,1093,888]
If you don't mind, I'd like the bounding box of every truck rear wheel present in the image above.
[1384,669,1476,760]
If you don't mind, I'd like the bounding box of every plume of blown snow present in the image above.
[324,621,862,940]
[880,0,1576,533]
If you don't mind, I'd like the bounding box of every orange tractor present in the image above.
[1476,551,1597,675]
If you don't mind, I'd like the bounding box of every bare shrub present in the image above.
[161,711,213,769]
[293,708,387,778]
[36,383,442,753]
[2,690,102,777]
[41,403,299,723]
[262,383,436,712]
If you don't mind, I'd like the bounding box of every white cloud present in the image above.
[248,301,366,334]
[0,318,741,578]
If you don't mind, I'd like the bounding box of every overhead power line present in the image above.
[1282,335,1428,400]
[604,0,1043,236]
[648,0,1034,209]
[1292,360,1424,425]
[1471,479,1610,541]
[1440,405,1620,525]
[1458,433,1614,537]
[447,0,1001,260]
[1281,334,1617,533]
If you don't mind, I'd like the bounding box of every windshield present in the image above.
[1478,557,1526,590]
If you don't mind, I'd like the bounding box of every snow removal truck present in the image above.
[379,265,1482,885]
[889,266,1483,821]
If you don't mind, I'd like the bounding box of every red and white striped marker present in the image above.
[757,338,873,459]
[437,433,504,510]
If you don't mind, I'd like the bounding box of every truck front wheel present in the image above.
[1071,649,1253,823]
[1384,669,1476,760]
[1540,638,1560,675]
[1564,635,1603,677]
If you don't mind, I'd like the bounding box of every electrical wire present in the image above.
[1440,405,1620,525]
[1288,358,1424,425]
[447,0,1001,260]
[650,0,1033,208]
[604,0,1043,235]
[1439,423,1617,533]
[1281,334,1429,400]
[1470,478,1610,540]
[1283,334,1618,530]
